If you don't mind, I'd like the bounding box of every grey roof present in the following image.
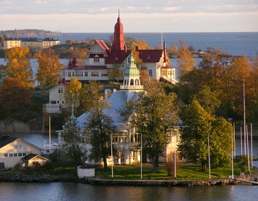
[0,133,17,149]
[77,90,140,130]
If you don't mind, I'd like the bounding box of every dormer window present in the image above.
[115,57,118,60]
[94,58,100,62]
[147,55,150,59]
[94,55,100,62]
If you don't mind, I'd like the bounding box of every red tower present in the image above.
[111,9,125,51]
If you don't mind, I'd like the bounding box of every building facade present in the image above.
[0,133,41,169]
[4,37,60,50]
[61,11,177,85]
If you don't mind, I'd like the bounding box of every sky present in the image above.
[0,0,258,33]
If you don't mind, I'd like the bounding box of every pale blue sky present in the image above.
[0,0,257,32]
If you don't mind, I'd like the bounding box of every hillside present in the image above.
[0,29,66,37]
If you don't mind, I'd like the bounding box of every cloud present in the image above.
[164,7,182,11]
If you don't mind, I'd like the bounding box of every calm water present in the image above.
[57,32,258,57]
[0,182,257,201]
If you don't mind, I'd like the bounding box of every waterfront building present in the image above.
[61,11,177,85]
[58,54,180,165]
[3,37,60,51]
[0,133,41,169]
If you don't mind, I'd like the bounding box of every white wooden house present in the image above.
[0,133,41,169]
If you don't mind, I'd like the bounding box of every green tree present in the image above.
[84,109,116,169]
[82,81,116,168]
[5,47,33,88]
[178,100,212,171]
[34,48,63,88]
[61,118,87,167]
[178,100,233,171]
[80,81,107,112]
[129,80,178,172]
[177,40,196,78]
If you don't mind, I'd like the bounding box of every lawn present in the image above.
[94,163,257,180]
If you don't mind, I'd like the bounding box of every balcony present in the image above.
[43,104,61,114]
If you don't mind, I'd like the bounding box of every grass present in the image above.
[94,163,258,180]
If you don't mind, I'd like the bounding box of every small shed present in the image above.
[21,153,48,167]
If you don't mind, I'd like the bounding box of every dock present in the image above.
[236,178,258,185]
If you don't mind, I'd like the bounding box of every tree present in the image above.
[178,100,212,171]
[84,109,116,168]
[0,77,31,120]
[34,48,63,88]
[64,77,82,114]
[178,100,233,171]
[177,40,196,78]
[5,47,33,88]
[82,81,116,168]
[129,80,178,172]
[80,81,107,112]
[61,118,87,167]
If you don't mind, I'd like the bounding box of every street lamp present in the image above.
[110,134,113,178]
[208,133,211,179]
[140,134,142,179]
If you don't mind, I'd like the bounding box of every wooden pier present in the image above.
[236,178,258,185]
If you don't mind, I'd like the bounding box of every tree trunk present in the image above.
[201,161,206,171]
[152,156,159,172]
[103,157,108,169]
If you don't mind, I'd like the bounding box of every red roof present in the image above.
[96,40,109,54]
[106,50,131,64]
[89,54,105,58]
[137,49,163,62]
[64,65,108,70]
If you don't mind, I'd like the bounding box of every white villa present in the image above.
[0,133,41,169]
[57,54,180,165]
[45,11,177,114]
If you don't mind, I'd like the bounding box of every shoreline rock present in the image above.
[1,173,258,186]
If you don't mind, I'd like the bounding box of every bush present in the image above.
[235,155,249,172]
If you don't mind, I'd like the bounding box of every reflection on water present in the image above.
[0,182,257,201]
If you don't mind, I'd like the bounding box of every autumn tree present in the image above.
[0,77,31,120]
[129,80,178,172]
[5,47,33,88]
[64,77,82,116]
[34,48,63,88]
[177,40,196,78]
[167,43,178,56]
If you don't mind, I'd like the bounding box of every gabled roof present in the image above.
[77,90,141,130]
[137,49,163,63]
[106,50,131,64]
[95,40,109,54]
[21,153,48,161]
[0,133,40,150]
[0,133,17,148]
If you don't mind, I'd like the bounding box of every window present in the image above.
[76,71,83,77]
[9,153,13,157]
[14,153,17,157]
[149,69,153,76]
[133,151,137,160]
[101,72,108,77]
[18,153,22,157]
[4,154,8,157]
[58,87,63,93]
[91,72,99,77]
[68,72,72,77]
[84,72,88,77]
[23,153,26,156]
[94,58,100,62]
